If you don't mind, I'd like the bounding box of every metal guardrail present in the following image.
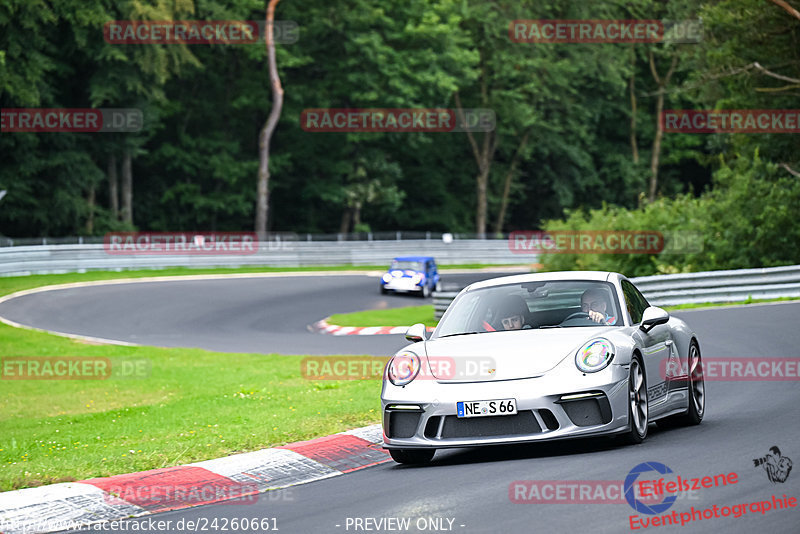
[433,291,460,320]
[631,264,800,306]
[0,232,511,247]
[0,240,535,277]
[432,264,800,319]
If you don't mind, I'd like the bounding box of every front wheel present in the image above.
[420,284,431,298]
[622,356,648,444]
[389,448,435,465]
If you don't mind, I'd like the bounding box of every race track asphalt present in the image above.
[1,274,798,533]
[0,272,509,356]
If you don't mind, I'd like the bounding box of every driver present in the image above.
[497,295,529,330]
[581,288,617,325]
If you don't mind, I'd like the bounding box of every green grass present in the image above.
[0,269,395,492]
[0,326,383,491]
[328,305,438,328]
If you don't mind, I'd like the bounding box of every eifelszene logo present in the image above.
[624,462,678,515]
[753,446,793,483]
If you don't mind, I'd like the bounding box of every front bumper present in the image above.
[381,363,631,449]
[383,279,423,292]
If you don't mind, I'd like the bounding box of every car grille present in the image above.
[387,411,421,439]
[560,395,612,427]
[439,411,542,439]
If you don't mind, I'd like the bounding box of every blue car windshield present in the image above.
[390,261,425,271]
[434,280,623,336]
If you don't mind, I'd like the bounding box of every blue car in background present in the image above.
[380,256,441,298]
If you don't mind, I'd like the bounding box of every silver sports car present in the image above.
[381,271,705,464]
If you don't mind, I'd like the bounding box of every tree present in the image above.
[255,0,285,237]
[647,49,678,201]
[456,0,638,234]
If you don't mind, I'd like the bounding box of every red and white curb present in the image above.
[312,319,434,336]
[0,425,387,534]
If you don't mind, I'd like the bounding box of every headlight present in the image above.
[382,273,392,283]
[387,351,421,386]
[575,339,615,373]
[410,273,424,284]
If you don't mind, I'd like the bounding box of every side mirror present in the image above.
[405,323,428,343]
[640,306,669,333]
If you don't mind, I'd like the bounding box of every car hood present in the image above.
[425,326,614,381]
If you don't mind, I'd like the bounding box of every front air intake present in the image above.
[387,411,421,438]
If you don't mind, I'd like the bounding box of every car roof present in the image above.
[465,271,624,291]
[392,256,434,262]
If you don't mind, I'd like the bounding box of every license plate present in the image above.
[457,399,517,418]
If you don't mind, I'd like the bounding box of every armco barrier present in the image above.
[432,264,800,319]
[0,240,535,277]
[631,264,800,306]
[433,291,461,320]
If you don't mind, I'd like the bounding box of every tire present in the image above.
[435,281,442,292]
[389,448,435,465]
[380,286,389,295]
[622,356,649,444]
[421,284,431,298]
[658,341,704,428]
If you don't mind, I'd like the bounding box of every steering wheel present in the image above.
[562,311,590,322]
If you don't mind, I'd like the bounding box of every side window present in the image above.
[621,280,649,324]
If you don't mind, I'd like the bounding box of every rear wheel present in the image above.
[389,448,435,465]
[658,341,704,428]
[623,356,648,444]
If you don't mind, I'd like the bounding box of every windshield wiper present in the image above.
[438,331,482,338]
[539,325,562,329]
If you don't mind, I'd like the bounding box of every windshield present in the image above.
[389,261,424,271]
[434,280,623,337]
